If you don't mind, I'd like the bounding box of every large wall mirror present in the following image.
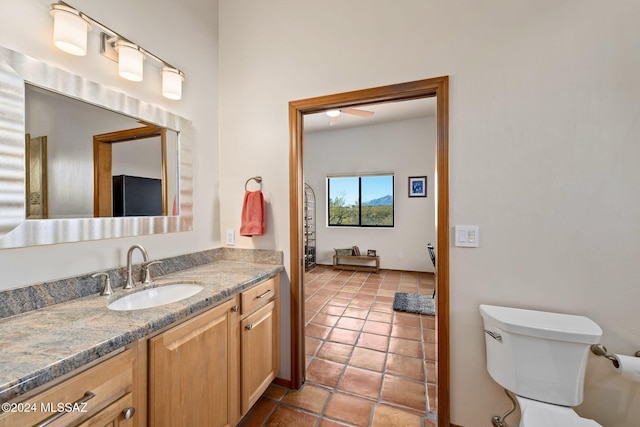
[0,47,193,248]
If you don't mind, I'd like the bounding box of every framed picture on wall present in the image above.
[408,176,427,197]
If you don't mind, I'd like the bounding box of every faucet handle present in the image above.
[91,272,113,296]
[142,260,162,284]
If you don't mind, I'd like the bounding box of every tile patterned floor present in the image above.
[239,266,437,427]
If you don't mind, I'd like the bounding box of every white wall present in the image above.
[304,117,436,271]
[219,1,640,426]
[0,0,219,289]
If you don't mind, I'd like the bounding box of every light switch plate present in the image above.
[455,225,480,247]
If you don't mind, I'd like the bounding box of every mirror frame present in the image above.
[0,47,193,248]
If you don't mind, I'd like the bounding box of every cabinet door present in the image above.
[149,298,237,427]
[241,300,279,414]
[77,393,135,427]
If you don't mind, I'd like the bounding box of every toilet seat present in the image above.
[517,396,602,427]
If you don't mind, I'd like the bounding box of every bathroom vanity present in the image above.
[0,256,282,427]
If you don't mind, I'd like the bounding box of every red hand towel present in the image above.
[240,190,265,236]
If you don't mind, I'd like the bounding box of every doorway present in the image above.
[289,77,450,426]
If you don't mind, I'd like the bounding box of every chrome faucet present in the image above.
[124,244,149,289]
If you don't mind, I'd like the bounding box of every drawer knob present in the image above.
[123,406,136,419]
[231,305,239,312]
[245,324,253,331]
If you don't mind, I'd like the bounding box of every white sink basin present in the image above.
[108,284,204,311]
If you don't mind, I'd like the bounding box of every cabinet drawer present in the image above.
[0,349,134,427]
[241,277,277,315]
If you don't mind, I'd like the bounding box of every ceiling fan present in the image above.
[325,108,374,126]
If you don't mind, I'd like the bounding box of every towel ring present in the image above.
[245,176,263,191]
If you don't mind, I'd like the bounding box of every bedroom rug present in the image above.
[392,292,436,316]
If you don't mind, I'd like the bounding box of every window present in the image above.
[327,174,394,227]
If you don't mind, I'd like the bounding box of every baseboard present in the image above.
[315,263,434,275]
[272,377,293,389]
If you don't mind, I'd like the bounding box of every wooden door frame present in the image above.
[93,125,167,217]
[288,76,450,426]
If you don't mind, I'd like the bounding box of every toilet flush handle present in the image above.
[484,329,502,342]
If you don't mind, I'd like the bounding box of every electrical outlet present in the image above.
[398,252,404,259]
[226,229,235,246]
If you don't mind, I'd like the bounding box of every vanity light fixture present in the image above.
[49,1,185,99]
[50,3,91,56]
[326,109,341,117]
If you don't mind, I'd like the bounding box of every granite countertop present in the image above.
[0,260,283,403]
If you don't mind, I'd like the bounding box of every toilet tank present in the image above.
[479,304,602,406]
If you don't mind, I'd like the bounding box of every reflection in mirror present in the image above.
[0,46,193,248]
[25,85,178,219]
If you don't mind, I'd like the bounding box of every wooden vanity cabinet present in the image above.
[239,275,280,415]
[148,296,240,427]
[0,347,138,427]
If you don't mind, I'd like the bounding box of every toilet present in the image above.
[479,304,603,427]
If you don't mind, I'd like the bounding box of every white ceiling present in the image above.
[303,97,436,134]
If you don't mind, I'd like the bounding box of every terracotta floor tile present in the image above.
[388,337,423,358]
[329,297,351,307]
[367,311,392,323]
[338,366,383,399]
[265,406,319,427]
[282,384,331,414]
[263,384,288,401]
[306,358,345,388]
[381,375,427,413]
[279,267,438,427]
[324,392,374,427]
[423,328,437,344]
[427,383,438,412]
[425,361,437,384]
[306,323,332,340]
[317,341,353,364]
[321,305,346,316]
[350,347,387,372]
[424,342,436,361]
[305,310,316,324]
[356,332,389,352]
[319,419,352,427]
[391,324,422,341]
[421,315,436,330]
[305,337,322,356]
[371,404,423,427]
[237,396,277,427]
[312,313,341,327]
[362,320,392,336]
[336,317,365,331]
[327,328,360,345]
[393,313,421,328]
[385,353,425,381]
[343,307,369,319]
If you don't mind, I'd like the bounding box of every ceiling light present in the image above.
[115,40,145,82]
[161,67,185,100]
[50,4,91,56]
[326,110,341,118]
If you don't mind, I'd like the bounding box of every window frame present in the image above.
[327,174,394,228]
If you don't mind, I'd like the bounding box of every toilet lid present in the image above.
[522,406,602,427]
